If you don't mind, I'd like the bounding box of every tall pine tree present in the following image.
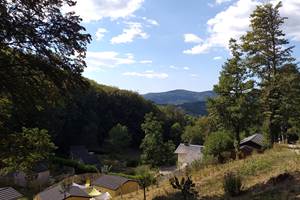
[241,2,295,146]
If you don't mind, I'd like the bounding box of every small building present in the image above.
[174,143,204,167]
[70,146,100,168]
[240,133,264,157]
[13,162,50,187]
[0,187,23,200]
[34,185,90,200]
[92,175,139,197]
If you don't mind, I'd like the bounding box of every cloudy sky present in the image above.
[68,0,300,94]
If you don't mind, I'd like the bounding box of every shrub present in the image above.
[223,172,243,196]
[204,130,234,163]
[51,156,98,174]
[126,159,139,167]
[169,176,198,200]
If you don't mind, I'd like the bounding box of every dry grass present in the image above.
[116,145,300,200]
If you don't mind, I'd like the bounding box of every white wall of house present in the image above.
[177,151,203,166]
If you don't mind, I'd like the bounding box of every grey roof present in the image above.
[70,146,99,165]
[92,175,135,190]
[37,185,90,200]
[240,134,264,146]
[174,143,204,154]
[0,187,23,200]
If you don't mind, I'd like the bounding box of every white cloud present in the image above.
[64,0,144,22]
[123,71,169,79]
[140,60,153,64]
[215,0,232,5]
[184,34,203,43]
[190,74,200,78]
[213,56,223,60]
[95,28,107,41]
[183,67,190,70]
[184,0,300,55]
[111,22,149,44]
[142,17,159,26]
[169,65,179,70]
[85,51,135,70]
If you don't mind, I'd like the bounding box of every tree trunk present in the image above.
[143,187,146,200]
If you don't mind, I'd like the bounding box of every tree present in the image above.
[140,113,175,167]
[0,0,91,74]
[276,64,300,142]
[109,123,131,151]
[135,165,156,200]
[208,39,259,157]
[181,117,211,145]
[0,127,56,175]
[241,1,295,146]
[203,130,234,163]
[169,175,198,200]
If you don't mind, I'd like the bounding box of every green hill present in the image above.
[143,90,216,105]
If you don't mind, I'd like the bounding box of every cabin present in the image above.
[70,146,100,168]
[240,133,264,157]
[174,143,204,167]
[0,187,23,200]
[13,162,50,187]
[92,175,139,197]
[34,185,90,200]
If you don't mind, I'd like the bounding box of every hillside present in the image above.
[143,90,216,105]
[117,146,300,200]
[176,101,208,116]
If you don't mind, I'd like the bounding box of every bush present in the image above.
[223,172,243,196]
[126,159,139,167]
[51,156,98,174]
[169,176,198,200]
[204,130,234,163]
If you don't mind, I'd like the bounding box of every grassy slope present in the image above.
[117,146,300,200]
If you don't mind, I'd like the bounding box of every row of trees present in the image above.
[208,1,300,158]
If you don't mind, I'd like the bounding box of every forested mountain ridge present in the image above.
[143,90,216,105]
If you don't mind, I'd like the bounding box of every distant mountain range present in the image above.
[143,89,216,116]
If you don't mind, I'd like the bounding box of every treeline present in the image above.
[204,2,300,160]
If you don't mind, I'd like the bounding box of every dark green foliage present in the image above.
[0,128,56,175]
[177,101,208,116]
[169,176,198,200]
[109,124,131,151]
[204,130,234,163]
[0,0,91,73]
[208,39,260,158]
[241,1,296,146]
[140,113,176,167]
[181,117,211,145]
[223,172,243,196]
[51,156,98,174]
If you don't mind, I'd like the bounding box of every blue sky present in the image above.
[67,0,300,94]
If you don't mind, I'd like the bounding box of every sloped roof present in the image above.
[240,134,264,146]
[37,185,90,200]
[92,175,135,190]
[174,143,203,154]
[70,145,99,165]
[0,187,23,200]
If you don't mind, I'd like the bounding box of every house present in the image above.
[92,175,139,197]
[13,162,50,187]
[0,187,23,200]
[34,185,90,200]
[240,133,264,157]
[174,143,204,167]
[70,146,100,168]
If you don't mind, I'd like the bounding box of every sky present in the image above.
[66,0,300,94]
